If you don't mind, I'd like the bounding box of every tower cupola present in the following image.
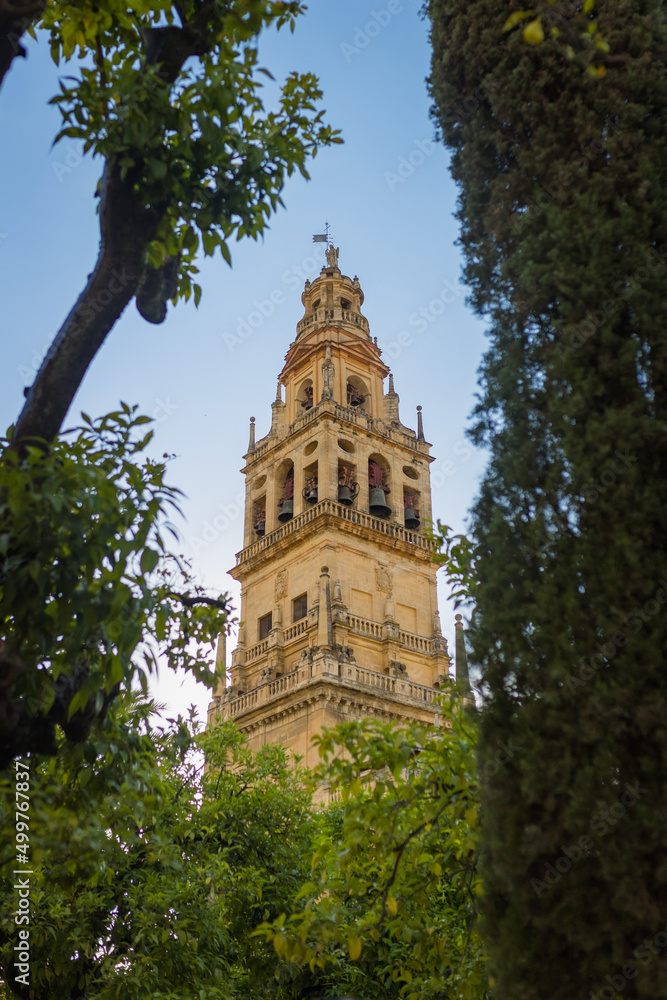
[296,245,370,342]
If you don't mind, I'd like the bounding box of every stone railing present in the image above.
[346,615,383,639]
[330,402,424,454]
[246,639,269,662]
[246,398,427,469]
[236,498,433,566]
[344,665,438,705]
[404,679,439,703]
[289,406,320,434]
[296,307,370,338]
[398,630,432,652]
[284,619,309,643]
[353,665,397,693]
[345,618,439,655]
[223,689,259,714]
[219,660,438,718]
[267,671,301,698]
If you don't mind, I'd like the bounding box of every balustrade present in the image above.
[236,498,432,566]
[284,619,309,643]
[219,661,437,719]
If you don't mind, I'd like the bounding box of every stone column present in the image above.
[214,632,227,696]
[265,464,278,535]
[357,441,371,516]
[331,577,350,648]
[388,452,404,526]
[321,345,335,401]
[319,416,335,503]
[317,565,333,649]
[382,593,402,672]
[292,447,304,519]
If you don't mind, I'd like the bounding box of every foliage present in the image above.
[427,1,667,999]
[43,0,338,305]
[258,695,488,1000]
[10,1,340,443]
[501,0,608,75]
[428,521,476,606]
[0,705,316,999]
[0,699,487,1000]
[0,407,229,765]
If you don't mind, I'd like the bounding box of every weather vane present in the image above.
[312,221,331,246]
[312,222,339,267]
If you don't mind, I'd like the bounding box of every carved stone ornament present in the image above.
[326,244,339,268]
[376,564,392,594]
[275,569,288,600]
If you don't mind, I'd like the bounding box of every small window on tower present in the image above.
[292,593,308,622]
[258,613,272,640]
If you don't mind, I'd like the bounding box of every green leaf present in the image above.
[522,17,544,44]
[503,9,535,32]
[348,937,362,960]
[140,548,159,575]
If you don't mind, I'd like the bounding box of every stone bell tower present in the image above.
[208,246,454,767]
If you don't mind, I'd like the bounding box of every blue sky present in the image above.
[0,0,488,720]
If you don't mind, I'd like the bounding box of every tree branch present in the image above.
[0,0,44,91]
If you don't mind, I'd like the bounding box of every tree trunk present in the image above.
[0,1,44,91]
[12,159,160,445]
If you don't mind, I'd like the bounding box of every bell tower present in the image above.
[208,247,453,767]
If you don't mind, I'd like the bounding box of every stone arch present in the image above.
[296,376,314,411]
[368,453,392,518]
[276,459,295,522]
[346,373,370,412]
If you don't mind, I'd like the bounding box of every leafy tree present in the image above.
[1,694,488,1000]
[259,695,488,1000]
[0,704,316,999]
[7,0,339,445]
[1,5,341,994]
[0,407,228,765]
[426,1,667,999]
[1,0,339,758]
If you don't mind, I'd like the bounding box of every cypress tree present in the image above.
[426,2,667,998]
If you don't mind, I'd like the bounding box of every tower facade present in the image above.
[208,247,452,767]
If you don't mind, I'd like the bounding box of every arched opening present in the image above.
[253,497,266,537]
[403,488,421,530]
[368,455,391,518]
[297,377,314,411]
[346,374,369,411]
[303,461,318,504]
[277,462,294,522]
[337,461,359,506]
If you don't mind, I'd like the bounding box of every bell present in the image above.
[338,485,353,505]
[304,487,318,504]
[404,508,420,530]
[278,499,293,522]
[255,519,266,536]
[369,487,391,518]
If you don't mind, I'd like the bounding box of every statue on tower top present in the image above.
[325,243,339,268]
